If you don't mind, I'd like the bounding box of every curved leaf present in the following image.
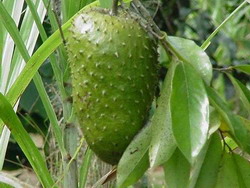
[208,108,221,137]
[233,153,250,187]
[0,93,55,187]
[227,74,250,114]
[215,152,241,188]
[233,65,250,75]
[167,36,212,84]
[117,124,151,188]
[206,86,250,153]
[195,133,223,188]
[149,62,176,167]
[0,1,100,130]
[170,62,209,163]
[215,152,250,188]
[163,149,190,188]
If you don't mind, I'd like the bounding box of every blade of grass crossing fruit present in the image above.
[0,1,99,119]
[24,0,66,98]
[0,93,55,187]
[0,0,132,129]
[80,0,96,8]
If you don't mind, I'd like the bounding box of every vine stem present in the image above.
[112,0,119,15]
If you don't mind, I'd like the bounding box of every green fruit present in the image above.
[67,7,158,165]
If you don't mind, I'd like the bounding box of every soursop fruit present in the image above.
[67,7,158,164]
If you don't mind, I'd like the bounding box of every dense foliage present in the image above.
[0,0,249,187]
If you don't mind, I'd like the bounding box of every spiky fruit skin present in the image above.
[67,8,158,165]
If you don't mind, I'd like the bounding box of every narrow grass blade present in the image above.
[0,93,55,187]
[0,0,130,129]
[201,1,248,50]
[0,1,66,156]
[0,0,25,170]
[0,0,24,93]
[79,148,93,188]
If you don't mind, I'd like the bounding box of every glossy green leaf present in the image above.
[167,36,212,84]
[214,152,250,188]
[170,62,209,163]
[233,65,250,75]
[0,93,55,188]
[149,62,176,167]
[208,108,221,137]
[232,153,250,186]
[188,137,210,188]
[206,86,250,153]
[215,153,242,188]
[117,124,151,188]
[227,74,250,114]
[195,133,223,188]
[163,149,190,188]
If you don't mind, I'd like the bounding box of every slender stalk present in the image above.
[63,123,78,188]
[112,0,119,15]
[132,0,248,61]
[201,0,248,50]
[79,148,93,188]
[131,0,186,62]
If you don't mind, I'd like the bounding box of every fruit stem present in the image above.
[131,0,186,62]
[112,0,119,16]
